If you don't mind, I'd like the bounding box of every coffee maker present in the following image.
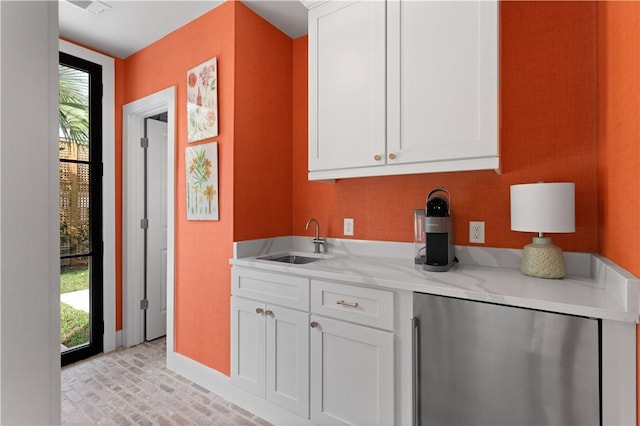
[423,188,455,272]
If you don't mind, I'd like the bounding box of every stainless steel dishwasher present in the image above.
[413,292,600,426]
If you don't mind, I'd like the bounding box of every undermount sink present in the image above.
[257,253,326,264]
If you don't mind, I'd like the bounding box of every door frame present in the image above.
[59,40,116,353]
[123,87,175,351]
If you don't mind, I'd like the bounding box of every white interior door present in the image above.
[146,118,167,341]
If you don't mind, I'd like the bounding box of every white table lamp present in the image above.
[510,182,575,279]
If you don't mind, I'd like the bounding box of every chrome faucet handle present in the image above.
[312,238,325,254]
[315,233,327,253]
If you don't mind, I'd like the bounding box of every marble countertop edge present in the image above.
[230,237,640,324]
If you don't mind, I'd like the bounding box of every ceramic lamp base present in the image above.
[521,237,566,279]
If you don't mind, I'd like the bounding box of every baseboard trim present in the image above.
[115,330,123,349]
[166,352,311,426]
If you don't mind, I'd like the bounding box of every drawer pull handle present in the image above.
[310,321,319,328]
[265,310,274,317]
[256,308,264,314]
[336,300,359,308]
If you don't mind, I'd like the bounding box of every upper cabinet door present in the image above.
[308,1,386,173]
[387,0,499,167]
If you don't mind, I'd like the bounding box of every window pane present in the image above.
[58,65,90,157]
[60,52,102,365]
[59,140,89,162]
[60,257,90,351]
[59,162,91,256]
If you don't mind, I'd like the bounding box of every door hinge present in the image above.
[140,218,148,229]
[140,137,149,149]
[140,299,149,310]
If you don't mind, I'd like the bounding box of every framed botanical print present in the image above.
[186,142,218,220]
[187,57,218,142]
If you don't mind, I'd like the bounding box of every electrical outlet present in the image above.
[344,218,354,236]
[469,221,485,244]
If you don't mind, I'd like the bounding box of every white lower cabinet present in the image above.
[231,268,396,424]
[310,281,395,426]
[310,315,394,426]
[231,296,266,396]
[231,296,309,418]
[265,303,310,416]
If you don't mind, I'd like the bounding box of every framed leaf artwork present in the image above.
[187,57,218,142]
[186,142,218,220]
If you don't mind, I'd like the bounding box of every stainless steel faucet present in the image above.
[305,218,325,254]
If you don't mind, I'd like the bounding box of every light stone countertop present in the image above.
[230,236,640,323]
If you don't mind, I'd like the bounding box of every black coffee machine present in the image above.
[423,188,455,272]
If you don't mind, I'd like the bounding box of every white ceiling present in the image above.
[59,0,309,59]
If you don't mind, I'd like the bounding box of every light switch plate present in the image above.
[344,218,354,236]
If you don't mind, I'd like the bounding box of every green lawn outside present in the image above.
[61,302,88,348]
[60,267,89,294]
[60,267,89,348]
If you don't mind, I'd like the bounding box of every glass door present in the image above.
[59,52,103,366]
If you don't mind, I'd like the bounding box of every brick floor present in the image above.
[61,338,272,426]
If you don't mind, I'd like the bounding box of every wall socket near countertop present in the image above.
[469,221,485,244]
[344,218,354,236]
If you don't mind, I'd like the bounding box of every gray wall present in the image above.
[0,1,60,423]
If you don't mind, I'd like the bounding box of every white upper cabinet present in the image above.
[308,1,386,173]
[387,0,498,168]
[306,0,499,180]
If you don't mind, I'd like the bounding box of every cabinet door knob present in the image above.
[265,310,273,317]
[388,153,396,160]
[374,154,382,161]
[310,321,319,328]
[256,308,264,314]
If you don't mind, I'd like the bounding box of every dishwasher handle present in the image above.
[412,317,420,426]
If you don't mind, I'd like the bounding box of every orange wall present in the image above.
[115,57,124,330]
[595,2,640,423]
[123,1,237,371]
[596,1,640,276]
[120,1,292,374]
[293,2,598,254]
[233,3,293,241]
[108,0,639,389]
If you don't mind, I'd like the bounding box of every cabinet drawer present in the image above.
[233,268,309,311]
[311,281,393,331]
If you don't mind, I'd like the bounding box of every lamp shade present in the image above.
[510,183,575,233]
